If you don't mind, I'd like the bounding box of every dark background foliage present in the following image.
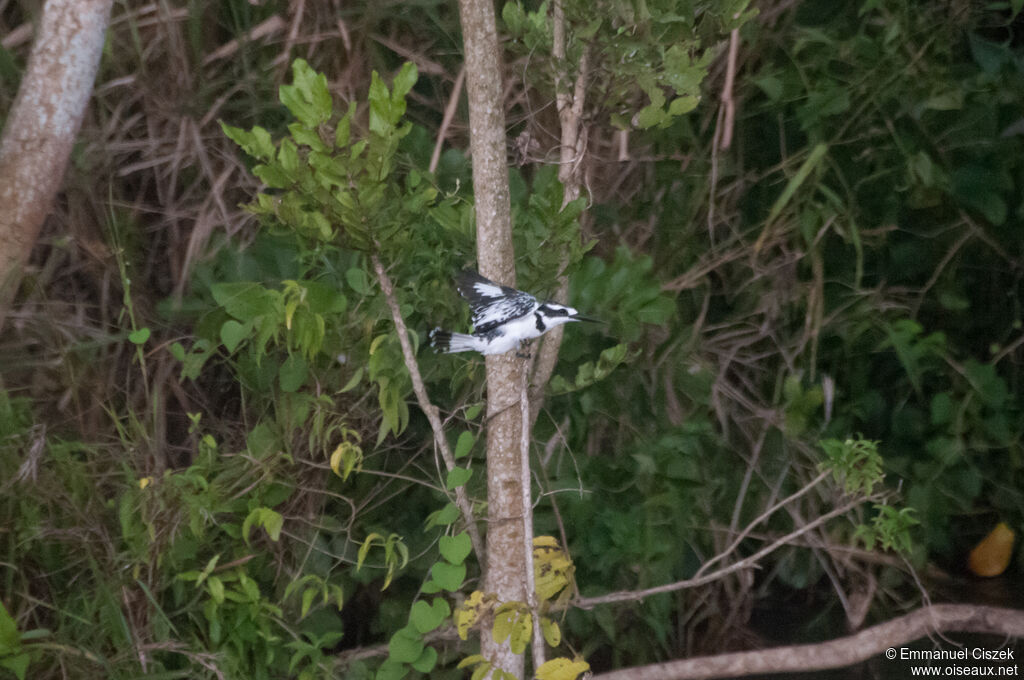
[1,0,1023,677]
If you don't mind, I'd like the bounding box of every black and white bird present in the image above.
[429,270,598,356]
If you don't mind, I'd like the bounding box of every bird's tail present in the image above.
[429,328,478,354]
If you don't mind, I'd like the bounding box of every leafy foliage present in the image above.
[4,0,1024,678]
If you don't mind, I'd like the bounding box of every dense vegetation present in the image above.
[1,0,1023,678]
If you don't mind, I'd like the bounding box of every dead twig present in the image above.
[370,255,484,560]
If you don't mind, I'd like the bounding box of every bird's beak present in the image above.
[570,314,602,324]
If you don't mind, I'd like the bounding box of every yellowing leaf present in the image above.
[968,522,1016,577]
[510,611,531,654]
[454,590,495,640]
[533,535,560,550]
[533,536,575,603]
[541,616,561,647]
[492,602,530,654]
[330,441,363,480]
[536,657,590,680]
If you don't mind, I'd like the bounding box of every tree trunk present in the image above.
[454,0,527,677]
[0,0,114,327]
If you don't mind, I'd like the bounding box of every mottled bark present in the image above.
[455,0,526,676]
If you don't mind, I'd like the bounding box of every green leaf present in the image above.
[346,267,370,295]
[207,575,224,603]
[445,466,472,490]
[387,625,423,664]
[764,143,829,229]
[279,58,332,127]
[668,94,699,115]
[375,658,408,680]
[368,71,393,135]
[168,342,186,361]
[300,588,316,619]
[278,354,308,392]
[220,320,251,353]
[211,282,278,320]
[254,163,292,189]
[340,367,363,392]
[430,560,466,591]
[242,507,284,544]
[439,532,473,565]
[128,327,150,345]
[1,653,30,680]
[220,122,276,161]
[502,1,526,34]
[391,62,419,104]
[410,598,450,634]
[424,502,459,529]
[261,509,283,541]
[454,431,475,459]
[336,102,356,147]
[410,645,437,673]
[753,75,783,101]
[0,601,22,656]
[930,392,954,426]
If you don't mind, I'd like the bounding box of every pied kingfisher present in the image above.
[429,270,598,356]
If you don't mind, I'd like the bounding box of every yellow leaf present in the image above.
[470,661,493,680]
[330,441,363,480]
[510,611,531,654]
[536,657,590,680]
[968,522,1016,577]
[533,535,560,550]
[138,476,153,489]
[454,591,495,640]
[534,537,575,602]
[541,616,561,647]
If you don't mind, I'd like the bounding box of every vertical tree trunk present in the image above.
[0,0,114,326]
[454,0,526,677]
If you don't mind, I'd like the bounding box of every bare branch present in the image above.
[429,67,466,174]
[575,494,867,608]
[695,469,831,580]
[592,604,1024,680]
[370,255,484,560]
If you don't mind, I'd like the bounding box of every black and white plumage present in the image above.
[429,270,597,356]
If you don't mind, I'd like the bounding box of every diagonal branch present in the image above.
[371,255,484,560]
[575,494,869,609]
[591,604,1024,680]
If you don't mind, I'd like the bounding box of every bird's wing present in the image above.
[456,270,536,333]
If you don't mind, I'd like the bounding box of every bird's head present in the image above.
[538,303,601,327]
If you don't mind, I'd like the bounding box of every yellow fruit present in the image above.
[968,522,1015,577]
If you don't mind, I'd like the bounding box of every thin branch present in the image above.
[575,494,866,608]
[719,27,740,151]
[694,469,831,580]
[591,604,1024,680]
[429,67,466,174]
[370,255,484,560]
[530,0,591,419]
[521,368,546,672]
